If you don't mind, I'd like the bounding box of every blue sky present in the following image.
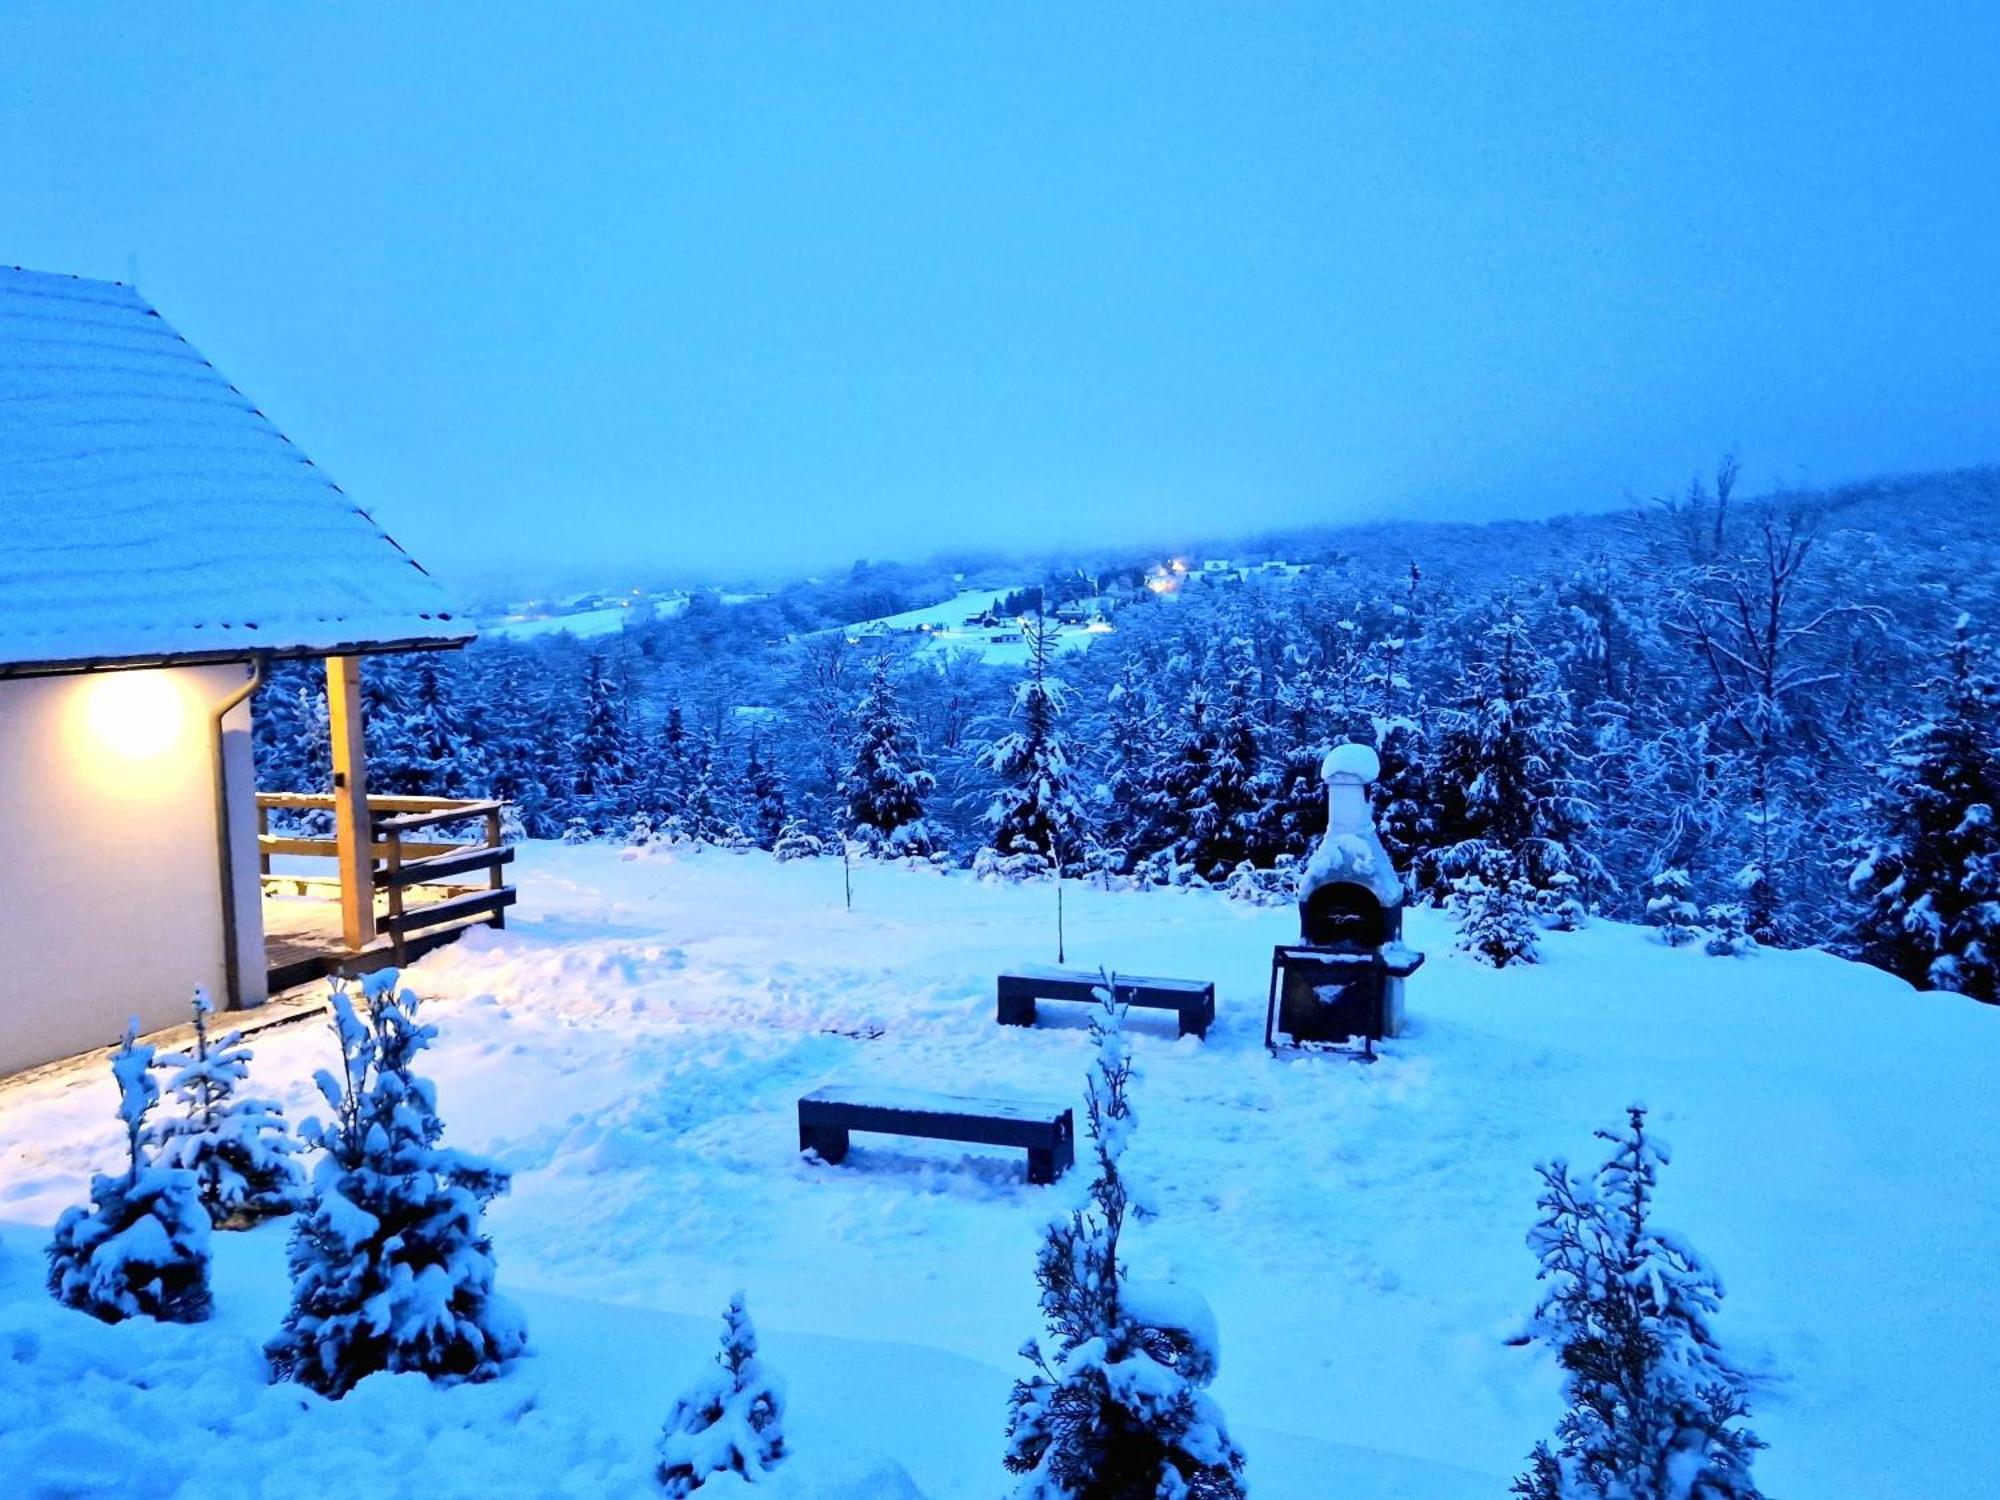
[4,3,1996,589]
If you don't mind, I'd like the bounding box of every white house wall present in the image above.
[0,663,266,1076]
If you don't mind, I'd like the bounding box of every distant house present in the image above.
[0,267,505,1076]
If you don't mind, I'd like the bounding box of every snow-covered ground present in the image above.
[1,846,1994,1497]
[485,595,694,642]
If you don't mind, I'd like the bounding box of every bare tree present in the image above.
[1664,503,1884,940]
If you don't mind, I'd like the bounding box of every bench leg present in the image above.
[800,1123,850,1165]
[1177,1001,1213,1040]
[996,992,1037,1027]
[1028,1116,1075,1184]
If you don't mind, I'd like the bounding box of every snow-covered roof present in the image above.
[0,267,470,674]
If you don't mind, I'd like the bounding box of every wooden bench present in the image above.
[797,1086,1075,1185]
[996,966,1216,1039]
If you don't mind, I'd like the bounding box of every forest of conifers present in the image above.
[253,463,2000,999]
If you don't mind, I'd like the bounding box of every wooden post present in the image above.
[326,655,377,951]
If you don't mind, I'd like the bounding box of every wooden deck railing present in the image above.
[256,793,517,962]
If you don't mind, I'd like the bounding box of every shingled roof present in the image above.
[0,267,471,675]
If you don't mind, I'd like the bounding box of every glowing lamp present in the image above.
[78,669,190,763]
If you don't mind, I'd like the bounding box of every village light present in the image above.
[76,668,190,763]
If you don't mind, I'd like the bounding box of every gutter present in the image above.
[209,656,267,1010]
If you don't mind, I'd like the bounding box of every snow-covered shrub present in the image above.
[1534,872,1588,932]
[1223,857,1295,908]
[1005,990,1247,1499]
[46,1020,212,1325]
[1515,1106,1764,1499]
[657,1293,786,1496]
[148,988,306,1227]
[1702,904,1758,958]
[1644,869,1701,947]
[561,815,595,845]
[974,845,1054,883]
[267,973,526,1398]
[772,816,825,862]
[626,811,658,847]
[1452,852,1541,967]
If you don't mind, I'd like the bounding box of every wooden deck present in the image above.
[262,893,501,993]
[258,791,516,992]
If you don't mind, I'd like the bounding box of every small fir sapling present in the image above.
[46,1019,213,1325]
[1004,987,1247,1500]
[148,987,306,1227]
[1645,869,1702,947]
[1452,851,1542,967]
[1534,871,1589,932]
[1702,903,1758,958]
[266,972,526,1397]
[657,1293,787,1496]
[771,814,825,862]
[1515,1106,1764,1499]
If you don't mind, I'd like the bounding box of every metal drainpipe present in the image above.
[209,656,267,1010]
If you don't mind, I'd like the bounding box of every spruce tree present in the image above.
[1452,849,1541,967]
[1096,658,1163,867]
[743,738,789,849]
[847,656,938,856]
[575,654,631,832]
[653,700,697,837]
[983,613,1091,872]
[267,973,525,1397]
[1702,903,1758,959]
[1154,680,1219,881]
[657,1293,787,1496]
[46,1020,213,1325]
[1434,614,1604,907]
[1004,989,1247,1500]
[772,814,826,862]
[1515,1107,1764,1499]
[148,988,306,1227]
[1851,614,2000,1000]
[1644,869,1701,948]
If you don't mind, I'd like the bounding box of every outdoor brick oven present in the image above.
[1265,743,1425,1054]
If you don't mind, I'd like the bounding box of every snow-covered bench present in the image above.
[797,1086,1075,1185]
[996,966,1216,1039]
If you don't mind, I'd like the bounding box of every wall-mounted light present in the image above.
[76,669,191,763]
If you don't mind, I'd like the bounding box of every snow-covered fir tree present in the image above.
[1701,903,1757,958]
[1171,642,1273,877]
[657,1293,787,1497]
[1452,850,1542,967]
[743,738,789,849]
[847,656,938,856]
[1515,1106,1764,1500]
[681,726,744,845]
[983,613,1091,873]
[1004,989,1247,1500]
[148,988,306,1227]
[772,813,825,862]
[46,1020,212,1325]
[651,700,697,836]
[1433,613,1605,907]
[266,973,525,1397]
[1850,615,2000,1001]
[1644,869,1702,948]
[1095,657,1163,867]
[574,654,632,832]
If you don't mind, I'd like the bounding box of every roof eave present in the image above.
[0,631,478,681]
